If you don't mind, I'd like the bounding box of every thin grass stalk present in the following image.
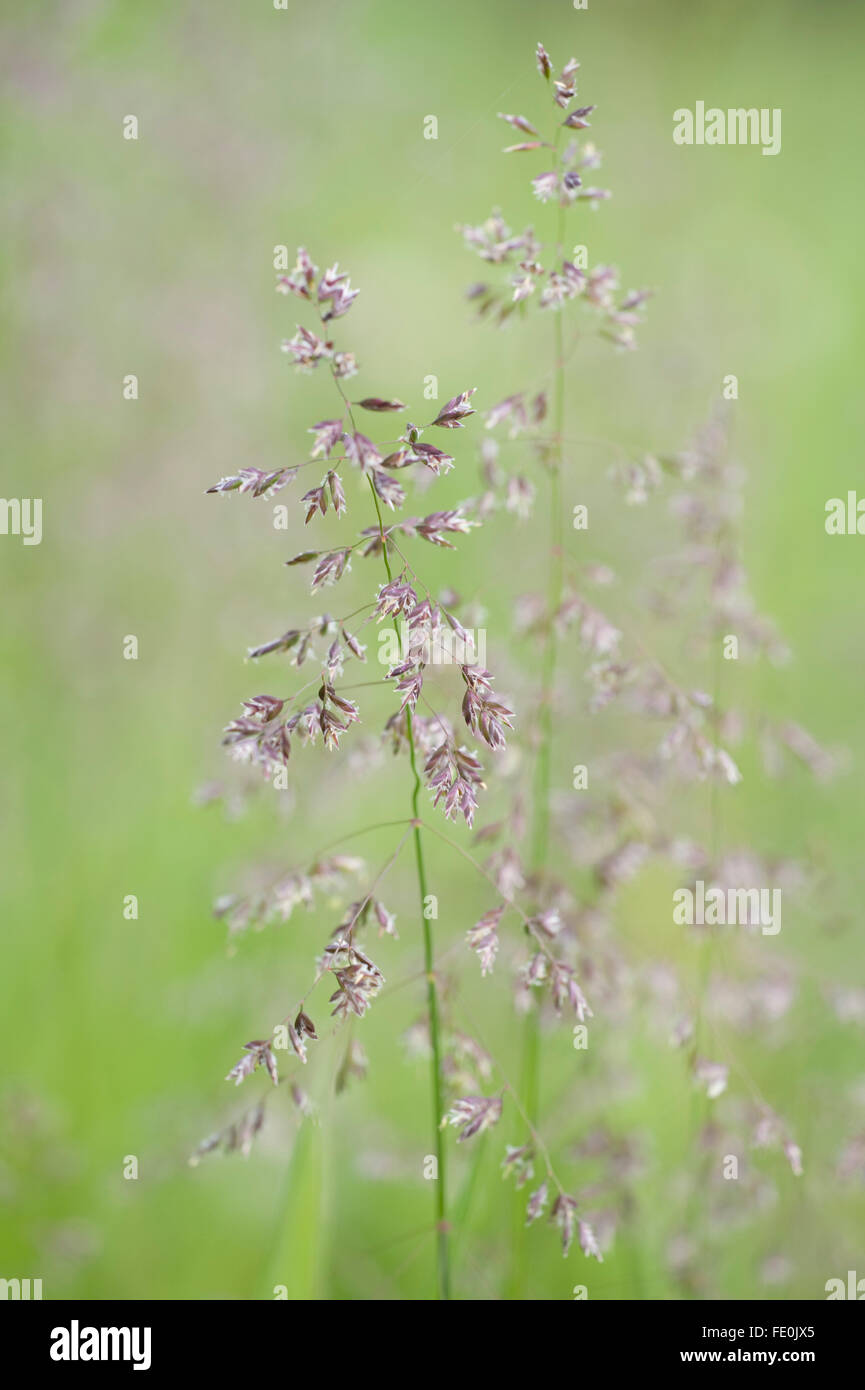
[367,475,450,1300]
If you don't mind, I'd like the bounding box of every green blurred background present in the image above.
[1,0,863,1300]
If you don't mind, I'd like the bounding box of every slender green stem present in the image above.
[320,323,450,1296]
[409,734,450,1300]
[366,473,450,1300]
[330,328,451,1293]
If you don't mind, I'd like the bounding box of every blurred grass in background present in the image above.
[1,0,863,1299]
